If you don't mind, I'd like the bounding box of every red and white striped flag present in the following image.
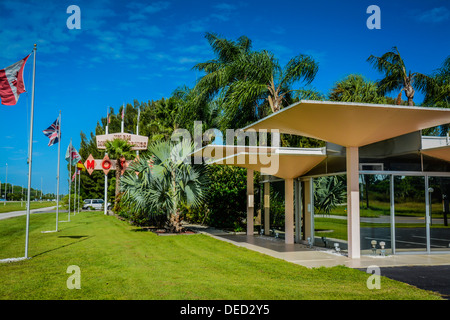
[0,55,31,106]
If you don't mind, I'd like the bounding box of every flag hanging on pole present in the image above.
[0,54,31,106]
[65,142,81,165]
[43,118,60,146]
[77,160,85,171]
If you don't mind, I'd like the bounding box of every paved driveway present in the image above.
[359,265,450,299]
[0,206,59,220]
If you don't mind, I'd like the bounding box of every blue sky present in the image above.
[0,0,449,195]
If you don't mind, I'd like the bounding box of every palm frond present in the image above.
[281,54,319,87]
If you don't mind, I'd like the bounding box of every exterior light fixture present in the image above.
[307,237,313,248]
[321,237,327,248]
[379,241,386,256]
[371,240,377,255]
[334,243,340,253]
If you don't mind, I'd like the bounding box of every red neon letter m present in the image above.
[86,160,95,170]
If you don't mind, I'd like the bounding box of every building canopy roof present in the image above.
[244,100,450,147]
[192,101,450,179]
[192,145,326,179]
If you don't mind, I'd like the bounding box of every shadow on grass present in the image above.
[58,235,89,239]
[32,236,93,258]
[131,228,149,232]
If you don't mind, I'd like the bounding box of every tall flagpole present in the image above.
[77,168,81,214]
[104,109,109,215]
[73,167,77,215]
[121,103,124,133]
[136,106,140,157]
[55,110,61,231]
[24,44,37,259]
[68,138,72,222]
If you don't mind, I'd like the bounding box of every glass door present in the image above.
[393,176,428,253]
[429,177,450,252]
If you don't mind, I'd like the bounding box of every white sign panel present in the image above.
[96,133,148,150]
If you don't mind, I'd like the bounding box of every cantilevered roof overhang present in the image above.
[243,100,450,147]
[421,145,450,162]
[192,145,326,179]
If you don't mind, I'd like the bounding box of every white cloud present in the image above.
[126,1,171,20]
[213,3,238,11]
[416,6,450,23]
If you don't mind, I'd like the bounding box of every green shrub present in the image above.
[184,166,247,229]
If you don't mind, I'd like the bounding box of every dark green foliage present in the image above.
[314,176,347,214]
[269,190,285,228]
[199,165,247,228]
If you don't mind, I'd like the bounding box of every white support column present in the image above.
[247,169,254,236]
[285,178,294,244]
[346,146,360,259]
[294,180,301,243]
[264,182,270,236]
[303,178,312,242]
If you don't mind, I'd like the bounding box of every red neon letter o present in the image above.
[102,160,111,170]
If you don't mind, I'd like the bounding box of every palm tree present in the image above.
[417,56,450,135]
[417,56,450,109]
[193,32,253,102]
[105,138,136,202]
[329,74,387,103]
[367,46,429,106]
[193,32,319,129]
[121,140,209,232]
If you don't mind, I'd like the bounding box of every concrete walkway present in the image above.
[186,224,450,269]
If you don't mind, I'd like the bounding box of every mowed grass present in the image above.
[0,201,56,214]
[0,211,442,300]
[329,200,446,218]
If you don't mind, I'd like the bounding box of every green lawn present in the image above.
[0,201,56,214]
[0,211,442,300]
[329,200,449,218]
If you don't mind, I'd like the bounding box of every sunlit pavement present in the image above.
[186,224,450,269]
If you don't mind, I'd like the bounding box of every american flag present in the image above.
[43,118,60,146]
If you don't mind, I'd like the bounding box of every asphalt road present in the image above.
[359,265,450,299]
[0,206,64,220]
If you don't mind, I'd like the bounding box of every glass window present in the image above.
[313,175,347,249]
[394,176,426,253]
[360,174,392,255]
[429,177,450,252]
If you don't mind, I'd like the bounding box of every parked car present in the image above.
[82,199,111,210]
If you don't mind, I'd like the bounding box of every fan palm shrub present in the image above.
[121,140,209,232]
[314,176,347,215]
